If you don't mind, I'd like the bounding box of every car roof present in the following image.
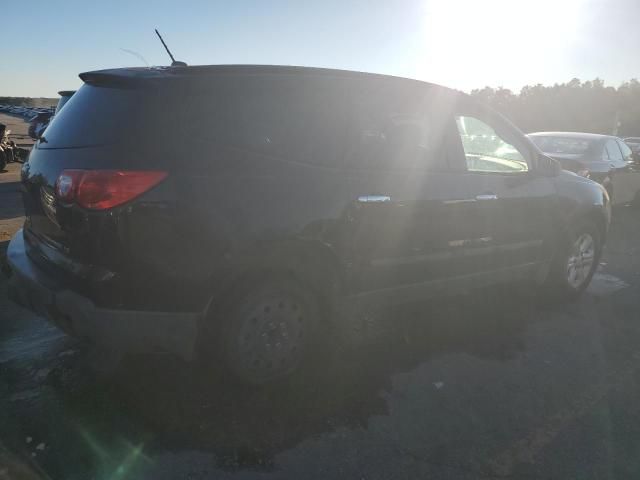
[528,131,615,141]
[79,64,449,92]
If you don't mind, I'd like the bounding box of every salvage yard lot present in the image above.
[0,112,28,243]
[3,115,640,479]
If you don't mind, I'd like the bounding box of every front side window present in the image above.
[455,116,529,173]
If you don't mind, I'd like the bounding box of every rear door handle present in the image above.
[358,195,391,203]
[476,194,498,201]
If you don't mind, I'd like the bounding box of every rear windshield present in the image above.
[529,136,595,155]
[40,84,165,149]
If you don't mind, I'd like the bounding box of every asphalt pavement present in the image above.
[2,121,640,479]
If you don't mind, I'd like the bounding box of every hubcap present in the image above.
[233,297,306,381]
[567,233,595,289]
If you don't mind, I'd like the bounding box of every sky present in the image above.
[2,0,639,97]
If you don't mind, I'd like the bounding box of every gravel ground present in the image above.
[3,116,640,479]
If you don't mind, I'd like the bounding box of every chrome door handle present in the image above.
[476,194,498,201]
[358,195,391,203]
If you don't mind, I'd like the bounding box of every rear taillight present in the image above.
[55,170,168,210]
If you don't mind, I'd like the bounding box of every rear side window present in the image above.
[41,84,165,149]
[344,81,453,171]
[177,75,350,168]
[178,75,454,172]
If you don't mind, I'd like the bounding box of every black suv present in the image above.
[6,65,610,384]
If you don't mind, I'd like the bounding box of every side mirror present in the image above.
[535,153,561,177]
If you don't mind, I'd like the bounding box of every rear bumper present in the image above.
[5,229,200,360]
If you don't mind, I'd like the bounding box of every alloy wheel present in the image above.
[567,233,595,289]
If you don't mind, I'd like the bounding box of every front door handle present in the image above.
[358,195,391,203]
[476,193,498,201]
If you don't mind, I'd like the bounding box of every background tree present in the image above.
[470,79,640,137]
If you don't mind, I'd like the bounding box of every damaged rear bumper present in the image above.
[5,229,200,360]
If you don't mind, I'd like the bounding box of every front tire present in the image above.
[210,277,320,385]
[542,220,601,301]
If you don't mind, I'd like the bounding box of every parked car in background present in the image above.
[0,124,8,170]
[55,90,75,115]
[528,132,636,204]
[28,111,54,140]
[623,137,640,161]
[0,124,18,170]
[23,91,76,140]
[7,65,610,385]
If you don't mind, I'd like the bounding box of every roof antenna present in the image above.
[154,29,187,67]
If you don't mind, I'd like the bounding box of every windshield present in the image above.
[529,136,595,155]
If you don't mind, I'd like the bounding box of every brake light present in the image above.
[55,170,168,210]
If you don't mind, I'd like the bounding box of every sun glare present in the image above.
[419,0,587,90]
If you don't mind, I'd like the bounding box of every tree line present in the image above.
[0,97,57,108]
[470,79,640,137]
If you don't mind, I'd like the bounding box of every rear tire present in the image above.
[541,219,601,301]
[205,277,321,386]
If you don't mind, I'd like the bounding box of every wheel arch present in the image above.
[585,207,609,243]
[203,238,346,322]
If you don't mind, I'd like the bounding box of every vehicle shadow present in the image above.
[50,286,542,472]
[0,181,24,221]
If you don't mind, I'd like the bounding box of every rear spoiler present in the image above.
[78,69,171,88]
[78,65,446,89]
[80,72,146,89]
